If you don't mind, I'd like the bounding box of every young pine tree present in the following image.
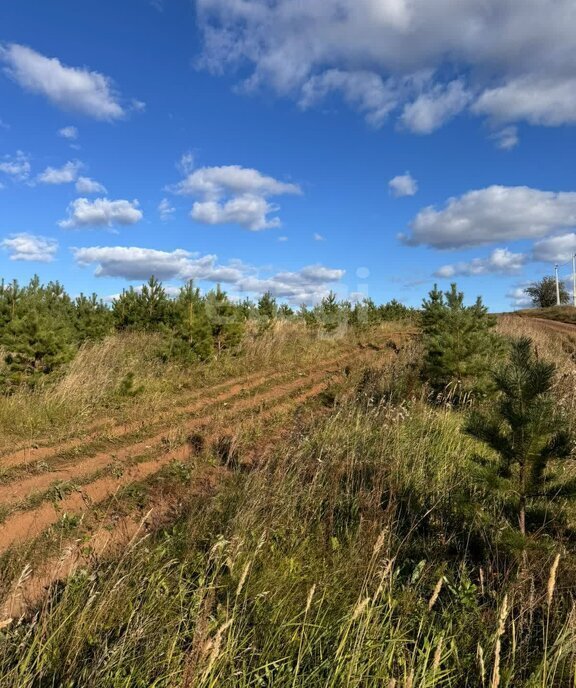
[257,291,277,331]
[112,277,172,332]
[318,291,341,333]
[170,280,213,361]
[1,310,75,389]
[466,337,573,535]
[277,303,294,319]
[421,283,500,397]
[74,293,113,342]
[138,276,172,331]
[205,285,244,355]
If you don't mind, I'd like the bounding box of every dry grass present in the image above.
[1,375,575,686]
[498,315,576,418]
[1,319,575,686]
[0,322,362,453]
[515,306,576,325]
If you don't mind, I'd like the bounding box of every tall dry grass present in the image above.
[498,315,576,423]
[0,321,366,454]
[1,351,575,686]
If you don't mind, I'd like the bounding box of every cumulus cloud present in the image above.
[58,125,78,140]
[72,246,225,281]
[37,160,82,184]
[75,176,107,194]
[0,232,58,262]
[191,196,282,231]
[0,150,31,181]
[401,186,576,249]
[474,75,576,126]
[0,43,131,120]
[399,80,471,133]
[533,233,576,263]
[197,0,576,131]
[172,165,300,199]
[72,245,344,303]
[59,198,143,229]
[389,172,418,197]
[435,248,527,278]
[238,265,345,302]
[170,165,301,231]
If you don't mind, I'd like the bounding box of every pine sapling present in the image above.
[466,337,573,536]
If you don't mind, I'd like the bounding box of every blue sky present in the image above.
[1,0,576,310]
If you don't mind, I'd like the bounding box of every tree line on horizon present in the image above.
[0,275,414,391]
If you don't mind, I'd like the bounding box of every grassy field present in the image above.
[0,317,575,686]
[515,306,576,325]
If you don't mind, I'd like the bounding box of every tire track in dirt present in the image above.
[0,357,348,509]
[0,367,292,469]
[1,350,359,468]
[1,466,225,620]
[0,350,372,553]
[1,379,333,619]
[0,351,356,475]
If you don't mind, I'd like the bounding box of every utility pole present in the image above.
[555,264,561,306]
[573,254,576,307]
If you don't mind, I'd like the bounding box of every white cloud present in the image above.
[507,285,533,309]
[474,75,576,127]
[435,248,527,278]
[58,125,78,140]
[170,165,301,231]
[0,118,9,130]
[59,198,143,229]
[0,150,31,181]
[158,197,175,221]
[172,165,300,199]
[1,43,129,121]
[399,80,471,133]
[73,245,344,303]
[313,232,325,241]
[389,172,418,197]
[237,265,345,303]
[402,186,576,249]
[300,70,400,127]
[73,246,227,281]
[191,196,282,231]
[0,232,58,262]
[75,176,107,194]
[197,0,576,131]
[533,233,576,263]
[278,236,288,242]
[37,160,82,185]
[490,126,519,150]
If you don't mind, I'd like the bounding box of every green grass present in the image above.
[0,325,575,686]
[1,387,575,686]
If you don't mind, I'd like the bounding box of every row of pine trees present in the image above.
[0,275,414,390]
